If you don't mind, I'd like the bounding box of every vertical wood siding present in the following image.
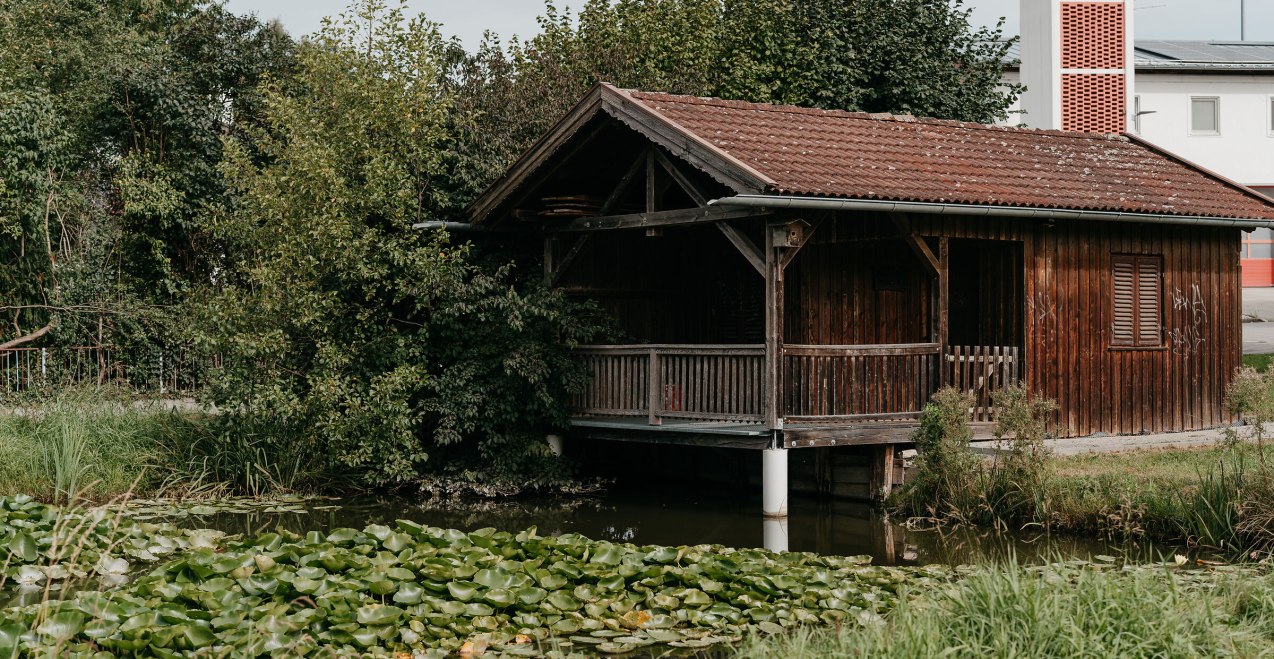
[910,214,1241,437]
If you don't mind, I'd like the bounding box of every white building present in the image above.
[1006,0,1274,285]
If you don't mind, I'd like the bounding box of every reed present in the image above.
[735,562,1274,658]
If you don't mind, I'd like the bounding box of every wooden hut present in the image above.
[468,84,1274,511]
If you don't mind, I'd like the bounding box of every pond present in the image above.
[140,485,1170,568]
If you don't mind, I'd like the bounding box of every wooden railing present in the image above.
[572,343,1021,428]
[782,343,941,423]
[945,345,1021,422]
[572,345,766,424]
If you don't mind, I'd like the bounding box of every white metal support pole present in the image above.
[763,517,789,553]
[40,349,46,378]
[159,353,166,395]
[762,446,788,518]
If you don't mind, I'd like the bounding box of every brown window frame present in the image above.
[1111,254,1163,349]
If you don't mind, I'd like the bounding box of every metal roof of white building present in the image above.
[1003,40,1274,71]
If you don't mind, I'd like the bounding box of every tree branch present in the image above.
[0,321,54,350]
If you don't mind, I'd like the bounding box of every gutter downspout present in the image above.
[708,195,1274,229]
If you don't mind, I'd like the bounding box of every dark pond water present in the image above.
[168,487,1173,567]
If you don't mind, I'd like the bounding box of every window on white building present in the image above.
[1269,96,1274,135]
[1133,96,1142,134]
[1190,97,1219,135]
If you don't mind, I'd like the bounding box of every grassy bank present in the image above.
[736,561,1274,658]
[893,383,1274,558]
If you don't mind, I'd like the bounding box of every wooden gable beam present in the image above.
[653,150,708,207]
[890,213,940,277]
[717,221,765,276]
[549,234,592,286]
[601,149,649,215]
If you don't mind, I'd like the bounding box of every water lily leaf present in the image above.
[596,575,625,592]
[9,532,36,562]
[355,605,403,626]
[182,624,216,649]
[758,620,785,635]
[537,573,568,590]
[484,588,514,607]
[394,582,424,605]
[551,619,581,634]
[448,581,479,602]
[464,602,494,617]
[546,591,582,611]
[382,533,413,553]
[37,611,85,642]
[326,528,359,544]
[475,568,515,590]
[439,601,467,616]
[516,587,548,605]
[589,544,623,566]
[0,623,24,658]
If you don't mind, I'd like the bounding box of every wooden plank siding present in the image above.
[907,214,1241,437]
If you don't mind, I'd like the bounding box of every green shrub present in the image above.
[895,387,979,518]
[980,385,1057,522]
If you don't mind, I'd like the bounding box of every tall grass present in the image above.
[0,386,340,500]
[0,388,173,502]
[735,563,1274,658]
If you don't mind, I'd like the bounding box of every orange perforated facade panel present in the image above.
[1060,2,1126,69]
[1061,73,1126,133]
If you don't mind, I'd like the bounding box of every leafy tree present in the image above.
[442,0,1018,208]
[207,0,603,488]
[0,0,292,362]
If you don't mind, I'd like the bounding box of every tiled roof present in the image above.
[623,89,1274,220]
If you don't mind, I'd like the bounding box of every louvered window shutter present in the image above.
[1111,254,1162,348]
[1111,257,1136,346]
[1136,258,1162,346]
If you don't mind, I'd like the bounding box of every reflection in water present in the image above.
[167,487,1172,567]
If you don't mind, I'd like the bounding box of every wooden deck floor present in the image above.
[568,417,996,449]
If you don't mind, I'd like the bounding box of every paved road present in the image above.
[1246,288,1274,355]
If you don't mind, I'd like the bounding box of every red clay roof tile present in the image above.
[625,89,1274,220]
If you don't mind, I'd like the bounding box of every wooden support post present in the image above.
[763,223,787,431]
[647,348,661,426]
[543,236,558,286]
[645,151,657,214]
[869,445,896,500]
[938,237,950,386]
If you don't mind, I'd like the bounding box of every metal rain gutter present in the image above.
[708,195,1274,229]
[412,221,511,232]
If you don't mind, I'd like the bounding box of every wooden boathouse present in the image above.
[467,83,1274,513]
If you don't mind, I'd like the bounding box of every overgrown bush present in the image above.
[979,385,1057,522]
[895,387,979,518]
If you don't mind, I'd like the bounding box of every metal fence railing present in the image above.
[0,346,219,394]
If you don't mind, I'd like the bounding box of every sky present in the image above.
[224,0,1274,48]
